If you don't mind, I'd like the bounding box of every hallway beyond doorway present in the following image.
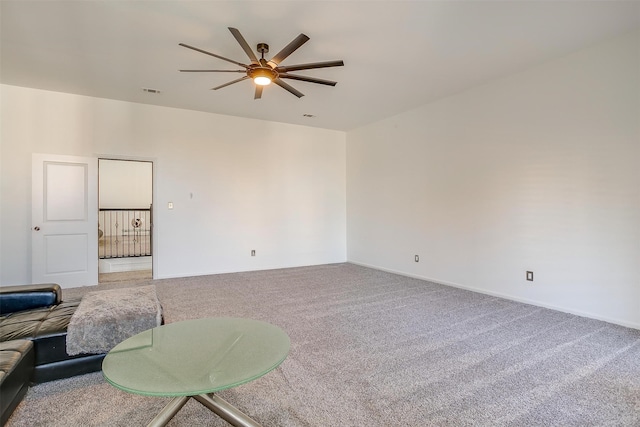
[99,270,152,284]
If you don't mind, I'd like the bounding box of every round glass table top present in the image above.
[102,317,290,397]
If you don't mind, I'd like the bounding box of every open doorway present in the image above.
[98,159,153,284]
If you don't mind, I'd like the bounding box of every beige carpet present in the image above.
[6,263,640,426]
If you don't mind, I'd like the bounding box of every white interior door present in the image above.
[32,154,98,287]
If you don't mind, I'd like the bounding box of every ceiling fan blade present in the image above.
[254,85,263,100]
[279,73,337,87]
[267,34,310,68]
[180,69,245,73]
[179,43,248,68]
[276,60,344,73]
[211,76,250,90]
[228,27,259,65]
[273,79,304,98]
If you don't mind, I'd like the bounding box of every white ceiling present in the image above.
[1,1,638,131]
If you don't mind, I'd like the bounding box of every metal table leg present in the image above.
[146,396,189,427]
[193,393,263,427]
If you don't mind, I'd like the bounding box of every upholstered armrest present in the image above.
[0,284,62,314]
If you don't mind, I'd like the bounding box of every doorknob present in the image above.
[33,226,40,231]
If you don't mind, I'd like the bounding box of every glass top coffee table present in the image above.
[102,317,290,427]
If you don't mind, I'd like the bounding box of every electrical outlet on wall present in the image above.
[251,250,256,256]
[526,271,534,281]
[415,255,419,262]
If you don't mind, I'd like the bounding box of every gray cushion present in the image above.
[66,285,162,356]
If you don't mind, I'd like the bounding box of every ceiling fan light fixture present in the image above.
[254,76,272,86]
[251,68,275,86]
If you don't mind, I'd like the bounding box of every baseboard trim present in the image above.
[99,256,152,273]
[348,260,640,331]
[155,261,348,281]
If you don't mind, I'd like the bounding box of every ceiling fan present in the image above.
[179,27,344,99]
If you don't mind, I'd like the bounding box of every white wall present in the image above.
[99,159,152,209]
[347,30,640,328]
[2,31,638,329]
[1,86,346,282]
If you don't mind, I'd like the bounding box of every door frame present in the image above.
[97,155,157,279]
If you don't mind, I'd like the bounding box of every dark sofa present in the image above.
[0,284,105,425]
[0,340,33,426]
